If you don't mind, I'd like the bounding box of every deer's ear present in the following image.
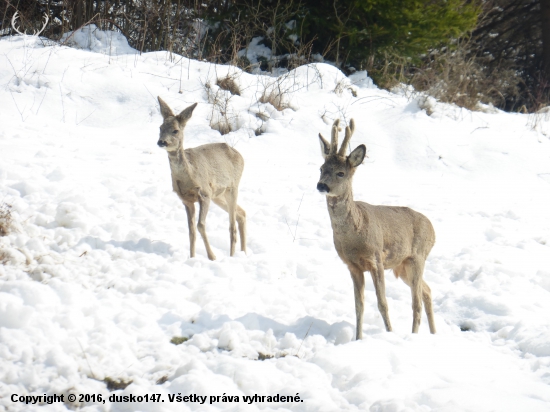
[348,144,366,168]
[319,133,330,159]
[177,103,198,125]
[158,97,174,119]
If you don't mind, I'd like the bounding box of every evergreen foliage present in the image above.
[300,0,480,69]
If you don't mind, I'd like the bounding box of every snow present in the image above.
[238,37,273,67]
[58,25,136,58]
[1,27,550,411]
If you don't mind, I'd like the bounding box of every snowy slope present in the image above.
[1,28,550,412]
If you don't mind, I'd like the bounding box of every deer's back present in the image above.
[186,143,244,176]
[171,143,244,202]
[341,202,435,270]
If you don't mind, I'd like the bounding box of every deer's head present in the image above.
[317,119,366,197]
[157,97,197,152]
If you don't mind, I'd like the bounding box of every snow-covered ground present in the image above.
[1,28,550,411]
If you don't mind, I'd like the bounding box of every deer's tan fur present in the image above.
[157,97,246,260]
[317,119,436,339]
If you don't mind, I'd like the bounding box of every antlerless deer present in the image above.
[157,98,246,260]
[317,119,436,339]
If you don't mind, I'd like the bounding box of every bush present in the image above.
[407,41,520,110]
[217,75,241,96]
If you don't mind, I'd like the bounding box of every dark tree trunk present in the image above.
[540,0,550,78]
[76,0,83,28]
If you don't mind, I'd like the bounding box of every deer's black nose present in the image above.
[157,140,167,147]
[317,182,329,193]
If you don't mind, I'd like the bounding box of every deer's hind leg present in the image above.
[213,195,246,255]
[236,205,246,253]
[212,189,238,256]
[394,258,436,334]
[421,279,436,334]
[212,193,246,256]
[223,188,247,256]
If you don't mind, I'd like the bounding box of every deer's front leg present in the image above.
[371,259,392,332]
[349,266,365,340]
[197,194,216,261]
[184,203,196,258]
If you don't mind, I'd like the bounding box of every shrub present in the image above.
[217,75,241,96]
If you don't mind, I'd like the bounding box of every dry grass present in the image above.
[333,78,357,97]
[258,76,297,111]
[211,117,233,135]
[216,75,241,96]
[103,377,132,391]
[259,88,289,111]
[370,42,520,112]
[170,336,188,345]
[409,48,484,111]
[257,71,293,111]
[0,203,13,237]
[256,352,289,360]
[0,204,18,263]
[0,249,9,265]
[205,82,236,135]
[156,375,169,385]
[333,79,348,96]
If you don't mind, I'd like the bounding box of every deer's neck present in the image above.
[167,146,201,198]
[326,191,365,233]
[167,146,193,175]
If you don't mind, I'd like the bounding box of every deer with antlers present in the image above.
[157,98,246,260]
[317,119,436,339]
[11,11,49,36]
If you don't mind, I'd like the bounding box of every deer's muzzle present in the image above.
[157,140,167,147]
[317,182,329,193]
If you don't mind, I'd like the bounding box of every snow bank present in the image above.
[60,25,137,55]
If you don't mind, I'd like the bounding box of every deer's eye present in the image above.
[172,130,178,134]
[337,172,344,177]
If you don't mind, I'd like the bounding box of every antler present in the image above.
[11,12,24,35]
[338,118,355,157]
[36,13,49,36]
[330,119,340,155]
[11,11,49,36]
